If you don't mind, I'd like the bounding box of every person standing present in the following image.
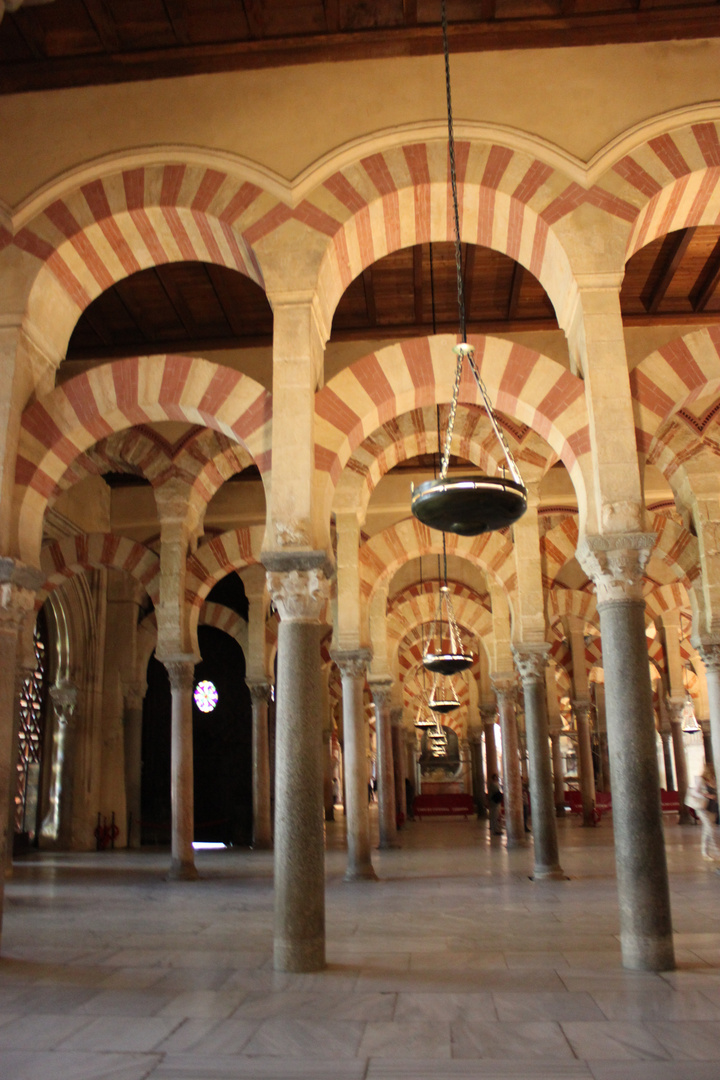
[488,773,503,836]
[687,765,720,860]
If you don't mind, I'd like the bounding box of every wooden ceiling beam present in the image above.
[413,245,424,326]
[153,264,200,337]
[403,0,419,25]
[322,0,341,33]
[463,244,476,319]
[640,228,695,314]
[161,0,190,47]
[241,0,265,39]
[5,9,720,93]
[362,267,377,328]
[507,262,524,321]
[11,8,46,58]
[690,236,720,312]
[81,0,122,53]
[204,264,260,337]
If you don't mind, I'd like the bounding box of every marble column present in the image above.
[514,644,564,880]
[332,649,377,882]
[482,707,499,791]
[698,643,720,776]
[123,684,144,849]
[322,728,335,823]
[572,699,596,826]
[579,534,674,971]
[370,680,398,849]
[248,681,273,849]
[391,709,407,820]
[550,731,565,815]
[666,700,691,824]
[0,565,42,940]
[469,726,487,817]
[660,728,675,791]
[700,720,713,766]
[163,657,198,881]
[267,565,330,972]
[491,676,526,848]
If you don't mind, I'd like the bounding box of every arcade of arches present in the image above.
[5,30,720,989]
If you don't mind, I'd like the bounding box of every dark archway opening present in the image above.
[141,625,252,846]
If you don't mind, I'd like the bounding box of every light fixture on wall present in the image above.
[410,0,527,537]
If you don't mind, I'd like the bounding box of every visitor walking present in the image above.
[687,764,720,860]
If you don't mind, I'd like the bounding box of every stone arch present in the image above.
[318,334,590,532]
[306,136,588,336]
[199,601,249,656]
[38,533,160,606]
[546,588,599,637]
[14,354,271,563]
[15,160,272,364]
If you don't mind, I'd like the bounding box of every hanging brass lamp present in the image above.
[410,1,527,538]
[423,536,474,675]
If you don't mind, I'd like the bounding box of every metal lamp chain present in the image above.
[440,0,525,492]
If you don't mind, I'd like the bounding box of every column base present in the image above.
[506,836,530,849]
[274,938,326,973]
[621,932,675,972]
[532,865,567,881]
[555,804,566,818]
[343,865,379,882]
[166,861,199,881]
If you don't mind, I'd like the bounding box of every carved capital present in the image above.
[698,642,720,675]
[665,698,686,726]
[571,698,593,726]
[490,672,517,703]
[0,559,43,633]
[577,533,655,605]
[369,678,393,712]
[332,647,371,680]
[50,680,78,727]
[512,642,551,684]
[267,568,330,622]
[480,704,497,724]
[164,657,196,693]
[247,680,272,704]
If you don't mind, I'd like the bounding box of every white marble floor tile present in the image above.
[0,1050,161,1080]
[56,1015,181,1052]
[450,1019,574,1059]
[157,989,247,1018]
[79,988,179,1016]
[153,1016,260,1054]
[243,1018,366,1057]
[645,1019,720,1058]
[592,988,720,1020]
[560,1020,673,1060]
[0,1011,95,1049]
[394,991,494,1021]
[233,989,395,1020]
[493,990,607,1021]
[367,1063,592,1079]
[588,1064,720,1080]
[356,1019,451,1058]
[153,1055,367,1078]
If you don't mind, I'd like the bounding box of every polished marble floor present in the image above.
[2,812,720,1079]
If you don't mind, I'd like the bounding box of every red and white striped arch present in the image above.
[361,517,517,613]
[650,514,701,592]
[17,162,272,359]
[309,137,629,333]
[644,582,691,625]
[318,335,590,528]
[546,588,599,639]
[540,516,581,590]
[185,524,264,612]
[630,327,720,463]
[611,121,720,260]
[38,533,160,608]
[14,355,271,563]
[199,601,249,656]
[387,585,492,658]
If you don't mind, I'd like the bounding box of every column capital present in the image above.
[571,698,593,723]
[512,642,551,683]
[665,698,686,726]
[163,656,196,692]
[697,641,720,673]
[577,533,655,605]
[50,679,78,726]
[266,563,331,623]
[490,672,517,702]
[0,558,44,631]
[247,680,272,704]
[369,678,393,710]
[480,704,497,724]
[332,648,371,679]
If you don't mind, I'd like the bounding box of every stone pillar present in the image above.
[0,565,41,941]
[572,699,596,826]
[322,728,335,822]
[267,564,330,972]
[163,657,198,881]
[491,676,526,848]
[391,709,407,821]
[333,650,376,881]
[595,684,611,792]
[248,681,273,849]
[41,679,78,846]
[482,708,499,785]
[660,728,675,790]
[370,680,398,849]
[579,534,674,972]
[550,731,565,816]
[123,684,144,850]
[666,700,691,824]
[404,730,417,815]
[469,726,487,816]
[697,644,720,776]
[514,645,564,880]
[700,720,713,766]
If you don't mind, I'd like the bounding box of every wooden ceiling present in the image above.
[2,0,720,95]
[66,228,720,363]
